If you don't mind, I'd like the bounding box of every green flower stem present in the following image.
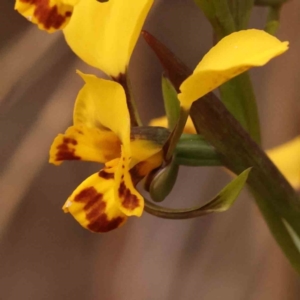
[190,93,300,274]
[163,108,189,162]
[144,199,214,219]
[265,4,282,35]
[252,190,300,272]
[175,134,222,166]
[194,0,236,39]
[145,168,251,219]
[227,0,254,31]
[162,75,180,130]
[195,0,262,144]
[113,72,142,127]
[219,73,261,144]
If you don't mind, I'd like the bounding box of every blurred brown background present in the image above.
[0,0,300,299]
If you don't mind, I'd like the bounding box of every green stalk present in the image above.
[252,191,300,272]
[113,72,142,127]
[219,73,261,144]
[190,94,300,274]
[195,0,261,144]
[265,4,282,35]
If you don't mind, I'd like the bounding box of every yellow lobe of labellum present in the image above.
[267,137,300,190]
[63,0,154,77]
[63,170,127,233]
[74,71,131,150]
[15,0,80,33]
[115,146,144,217]
[178,29,289,110]
[49,124,121,166]
[149,115,196,134]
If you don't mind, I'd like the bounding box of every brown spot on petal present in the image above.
[74,187,124,233]
[118,181,140,210]
[20,0,72,30]
[64,137,77,145]
[56,137,80,162]
[98,170,114,180]
[88,215,124,233]
[129,161,147,185]
[74,187,104,210]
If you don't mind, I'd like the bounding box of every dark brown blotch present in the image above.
[129,161,147,186]
[74,187,124,233]
[98,170,114,180]
[88,215,125,233]
[118,181,140,210]
[56,137,80,162]
[20,0,72,30]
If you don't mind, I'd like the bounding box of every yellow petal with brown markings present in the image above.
[49,124,121,165]
[115,146,144,217]
[63,170,127,233]
[130,152,163,185]
[15,0,79,33]
[130,138,163,168]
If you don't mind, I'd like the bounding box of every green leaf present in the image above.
[149,161,179,202]
[175,134,222,166]
[162,75,180,130]
[202,168,251,212]
[145,168,251,219]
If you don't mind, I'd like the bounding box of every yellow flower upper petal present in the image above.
[63,170,127,233]
[149,115,196,134]
[74,72,130,149]
[267,137,300,190]
[15,0,79,32]
[49,124,121,165]
[178,29,289,109]
[63,0,154,77]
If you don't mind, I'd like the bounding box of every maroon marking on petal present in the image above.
[74,187,124,233]
[118,181,140,210]
[19,0,72,30]
[129,161,147,186]
[88,215,125,233]
[98,170,114,180]
[65,11,72,17]
[74,187,104,209]
[63,137,77,145]
[56,137,80,162]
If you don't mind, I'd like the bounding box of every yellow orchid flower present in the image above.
[15,0,153,77]
[178,29,289,110]
[63,0,154,77]
[49,72,162,233]
[15,0,80,32]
